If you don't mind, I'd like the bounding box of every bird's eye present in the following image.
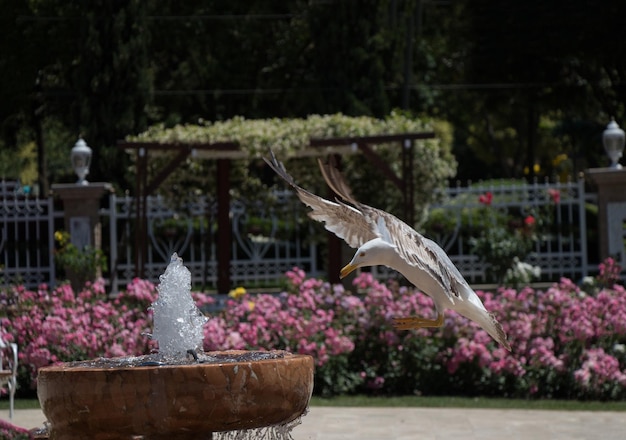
[359,252,365,257]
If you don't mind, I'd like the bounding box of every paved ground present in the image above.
[2,406,625,439]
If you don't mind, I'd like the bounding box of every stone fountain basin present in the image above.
[37,350,314,439]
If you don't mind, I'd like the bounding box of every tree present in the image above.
[69,0,153,185]
[444,0,626,179]
[4,0,626,189]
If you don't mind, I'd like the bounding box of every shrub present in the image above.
[0,279,157,390]
[2,259,625,400]
[0,419,31,440]
[53,230,107,290]
[207,261,626,399]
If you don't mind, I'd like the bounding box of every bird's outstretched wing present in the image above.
[316,156,467,300]
[316,156,359,206]
[312,155,509,349]
[263,150,377,248]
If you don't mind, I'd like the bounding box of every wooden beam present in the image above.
[326,153,343,285]
[135,150,148,278]
[402,140,415,225]
[144,148,191,196]
[216,158,232,294]
[118,132,435,282]
[118,141,239,151]
[357,143,404,190]
[310,132,435,147]
[117,140,240,281]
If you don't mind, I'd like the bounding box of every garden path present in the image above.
[2,406,625,439]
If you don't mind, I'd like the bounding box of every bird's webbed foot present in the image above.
[393,313,444,330]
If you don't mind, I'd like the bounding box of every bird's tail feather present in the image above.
[459,307,511,351]
[480,312,511,351]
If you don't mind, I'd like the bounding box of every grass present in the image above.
[3,395,626,412]
[310,395,626,411]
[0,399,40,410]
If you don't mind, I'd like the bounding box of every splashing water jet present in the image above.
[36,253,314,439]
[151,253,207,358]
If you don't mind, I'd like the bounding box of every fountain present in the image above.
[36,254,314,439]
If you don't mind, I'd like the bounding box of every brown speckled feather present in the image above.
[317,157,464,302]
[265,151,464,304]
[267,151,510,350]
[263,151,377,248]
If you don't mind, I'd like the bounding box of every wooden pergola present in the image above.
[118,131,435,292]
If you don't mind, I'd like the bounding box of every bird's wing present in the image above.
[318,156,466,302]
[317,156,359,206]
[316,155,467,300]
[264,151,378,248]
[363,204,467,302]
[268,151,467,303]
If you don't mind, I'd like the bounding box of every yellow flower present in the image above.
[54,230,69,246]
[523,164,541,175]
[247,301,255,312]
[228,286,247,299]
[552,153,568,167]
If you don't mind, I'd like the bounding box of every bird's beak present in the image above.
[340,263,358,279]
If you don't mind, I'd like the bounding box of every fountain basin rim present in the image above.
[37,349,315,437]
[39,349,295,372]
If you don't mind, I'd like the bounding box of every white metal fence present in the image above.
[1,178,595,291]
[423,177,590,283]
[104,190,319,293]
[0,181,59,288]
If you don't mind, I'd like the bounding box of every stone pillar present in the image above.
[587,168,626,263]
[51,183,113,287]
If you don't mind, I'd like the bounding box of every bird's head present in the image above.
[340,238,395,279]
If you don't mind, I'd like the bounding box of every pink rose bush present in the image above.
[435,259,626,399]
[1,258,625,399]
[0,418,30,440]
[0,278,158,389]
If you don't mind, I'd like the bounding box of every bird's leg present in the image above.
[393,313,444,330]
[187,349,199,362]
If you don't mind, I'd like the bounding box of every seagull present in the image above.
[264,151,511,351]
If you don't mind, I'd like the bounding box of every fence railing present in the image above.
[0,181,60,289]
[1,178,593,291]
[104,190,318,293]
[423,177,589,283]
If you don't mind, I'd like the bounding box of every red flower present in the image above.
[478,191,493,206]
[547,188,561,204]
[524,215,536,227]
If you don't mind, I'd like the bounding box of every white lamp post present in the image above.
[71,138,92,185]
[602,118,624,169]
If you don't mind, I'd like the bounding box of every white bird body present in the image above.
[265,152,511,351]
